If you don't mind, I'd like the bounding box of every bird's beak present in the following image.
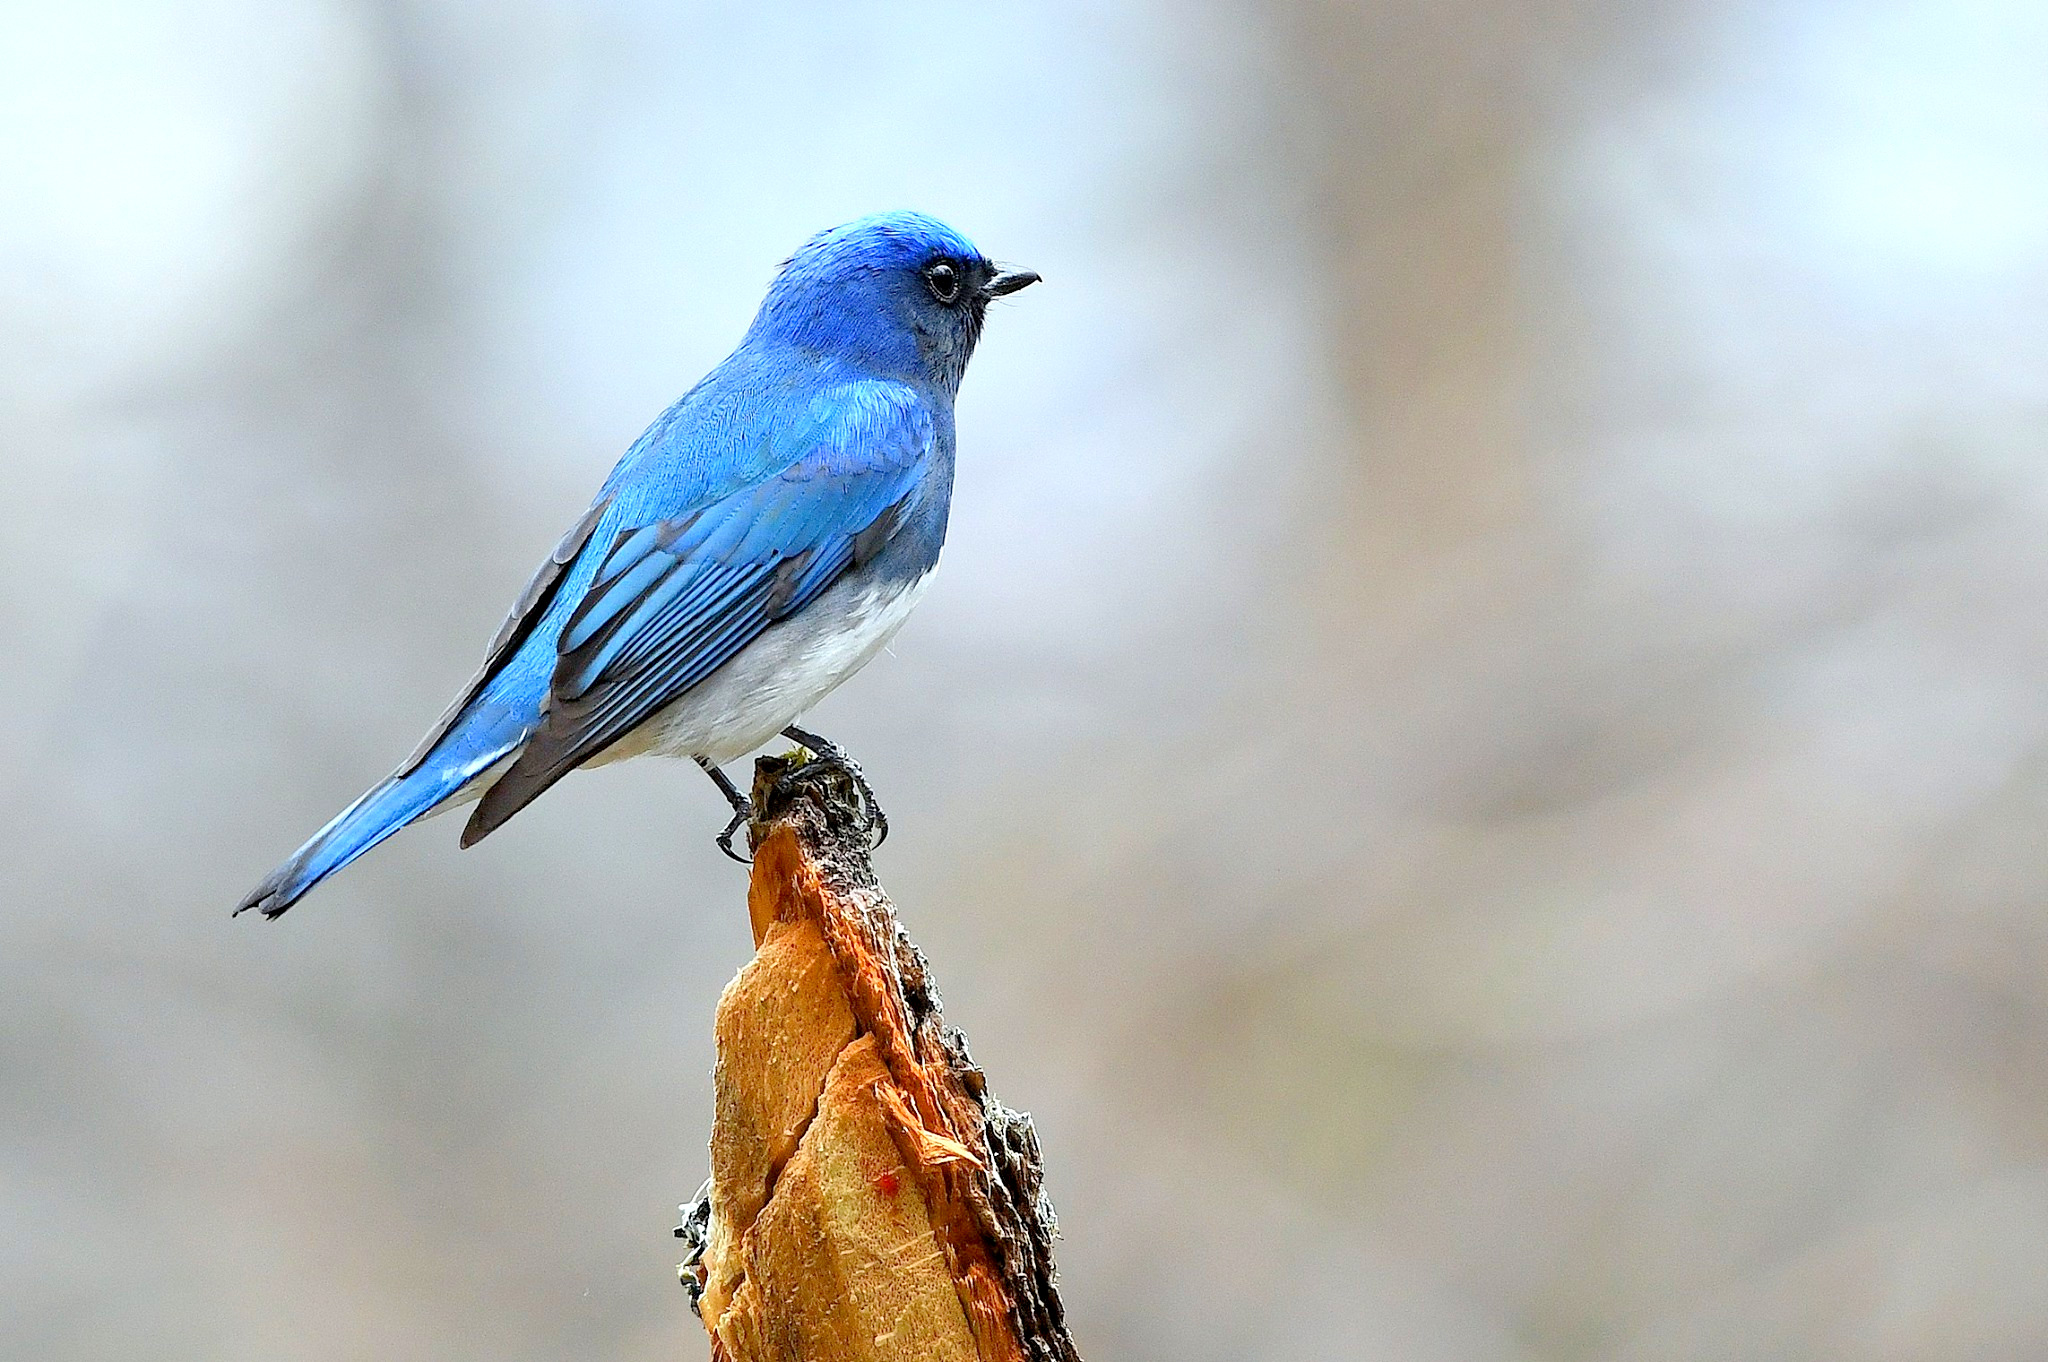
[984,268,1041,298]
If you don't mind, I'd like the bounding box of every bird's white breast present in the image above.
[594,567,934,768]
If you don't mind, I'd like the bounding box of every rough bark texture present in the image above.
[688,755,1080,1362]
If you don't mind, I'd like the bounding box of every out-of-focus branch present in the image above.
[682,755,1080,1362]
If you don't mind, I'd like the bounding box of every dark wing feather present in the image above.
[396,496,612,777]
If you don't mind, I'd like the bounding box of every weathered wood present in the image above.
[684,755,1080,1362]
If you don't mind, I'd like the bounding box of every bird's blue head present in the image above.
[746,211,1039,392]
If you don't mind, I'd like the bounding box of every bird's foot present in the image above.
[780,725,888,848]
[714,809,751,865]
[697,758,755,865]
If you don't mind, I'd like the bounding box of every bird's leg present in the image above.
[697,758,753,865]
[780,724,888,848]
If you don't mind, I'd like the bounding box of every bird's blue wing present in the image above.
[460,380,935,843]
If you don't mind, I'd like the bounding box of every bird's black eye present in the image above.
[923,260,961,304]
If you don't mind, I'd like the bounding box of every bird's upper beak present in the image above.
[984,268,1041,299]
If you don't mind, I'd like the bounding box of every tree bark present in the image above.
[681,755,1080,1362]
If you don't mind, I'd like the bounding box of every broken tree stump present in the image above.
[681,754,1080,1362]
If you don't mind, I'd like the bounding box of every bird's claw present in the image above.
[714,807,752,864]
[698,758,755,864]
[781,725,889,849]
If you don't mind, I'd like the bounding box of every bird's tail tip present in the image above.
[229,716,524,917]
[232,855,320,920]
[229,773,419,923]
[230,880,296,920]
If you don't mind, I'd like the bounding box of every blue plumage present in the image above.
[236,212,1037,918]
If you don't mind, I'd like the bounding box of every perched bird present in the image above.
[235,211,1038,919]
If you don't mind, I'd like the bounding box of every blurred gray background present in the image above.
[7,1,2048,1357]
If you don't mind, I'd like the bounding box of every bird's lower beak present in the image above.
[984,269,1041,298]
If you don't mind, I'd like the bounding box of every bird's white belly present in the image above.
[591,568,933,769]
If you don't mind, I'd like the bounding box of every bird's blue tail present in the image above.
[234,716,523,920]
